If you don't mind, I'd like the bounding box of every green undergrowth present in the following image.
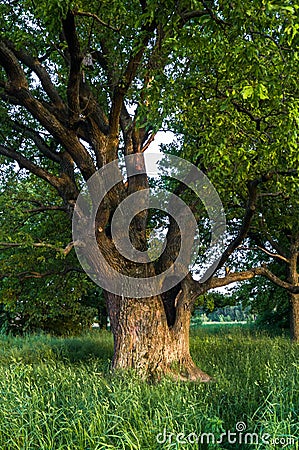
[0,327,298,449]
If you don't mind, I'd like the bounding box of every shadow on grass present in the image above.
[0,329,114,367]
[53,330,114,363]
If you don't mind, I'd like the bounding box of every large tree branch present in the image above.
[4,39,66,111]
[0,41,28,89]
[77,82,110,169]
[189,266,299,297]
[109,19,156,138]
[159,164,298,287]
[62,11,83,126]
[11,121,61,164]
[0,144,62,189]
[0,40,96,180]
[211,172,287,274]
[79,82,109,135]
[161,175,258,277]
[12,120,76,183]
[0,143,78,205]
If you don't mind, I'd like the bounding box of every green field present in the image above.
[0,326,298,449]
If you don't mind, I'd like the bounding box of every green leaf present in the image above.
[258,84,269,100]
[241,85,254,100]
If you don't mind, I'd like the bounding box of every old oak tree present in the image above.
[1,0,298,379]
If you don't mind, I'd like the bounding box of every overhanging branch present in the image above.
[0,241,76,256]
[4,39,66,110]
[0,40,96,180]
[0,144,62,189]
[189,266,299,296]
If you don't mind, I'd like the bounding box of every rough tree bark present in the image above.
[288,239,299,342]
[290,293,299,342]
[105,288,211,381]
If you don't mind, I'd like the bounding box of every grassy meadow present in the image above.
[0,326,298,449]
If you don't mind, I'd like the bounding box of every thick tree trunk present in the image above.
[85,147,212,381]
[290,293,299,342]
[105,290,211,381]
[288,241,298,342]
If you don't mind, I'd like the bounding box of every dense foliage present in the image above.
[0,174,105,334]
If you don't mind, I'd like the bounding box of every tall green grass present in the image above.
[0,327,297,449]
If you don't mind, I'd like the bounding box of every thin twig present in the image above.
[73,10,120,32]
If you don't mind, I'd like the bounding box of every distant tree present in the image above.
[246,186,299,339]
[233,273,289,331]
